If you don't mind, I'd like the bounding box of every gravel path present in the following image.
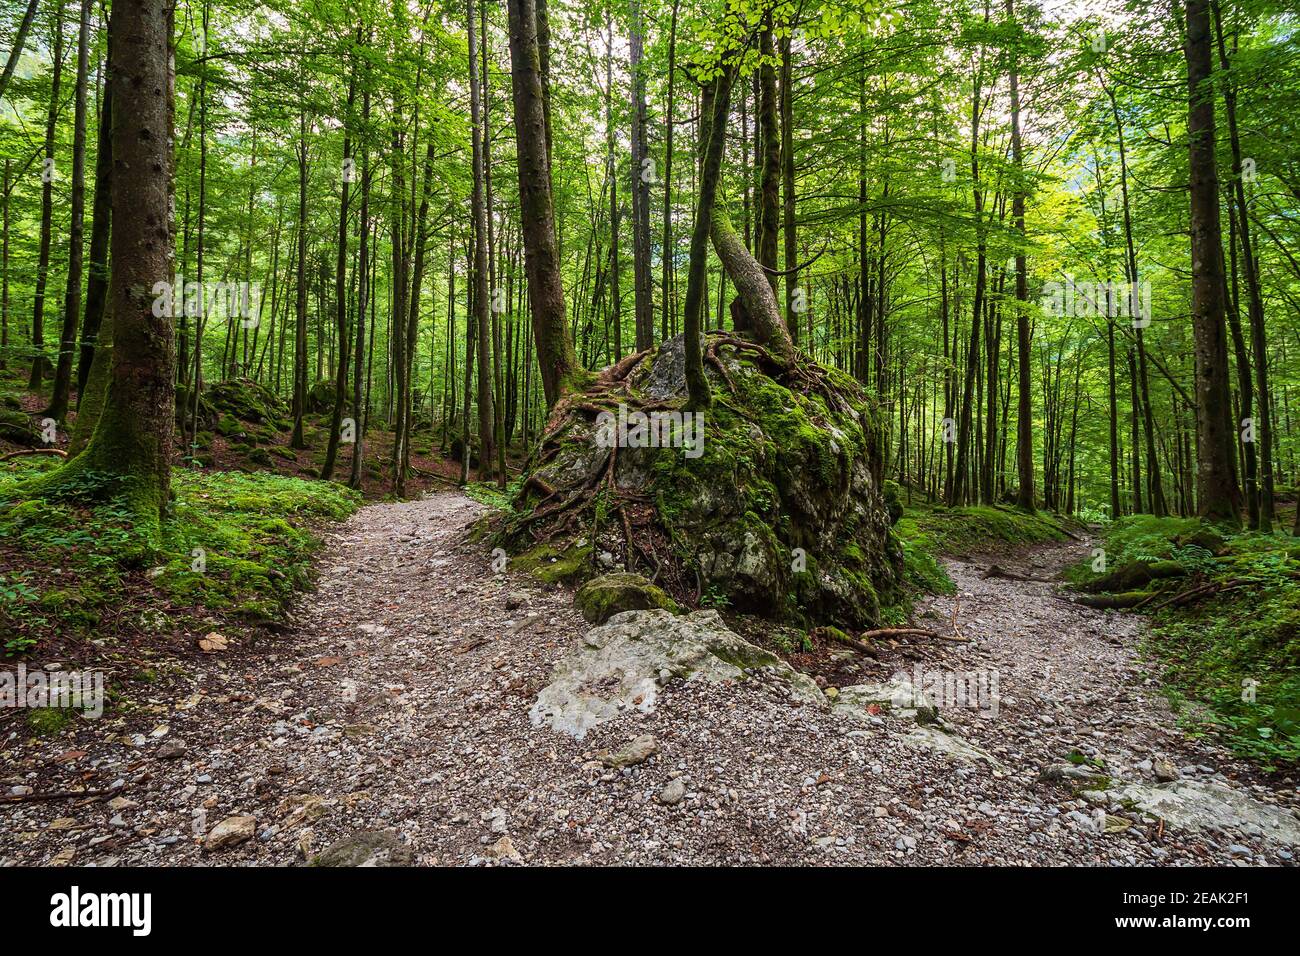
[3,494,1296,866]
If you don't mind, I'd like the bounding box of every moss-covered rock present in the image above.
[307,379,344,414]
[207,377,290,428]
[495,332,902,629]
[510,542,591,584]
[575,571,680,623]
[0,408,38,445]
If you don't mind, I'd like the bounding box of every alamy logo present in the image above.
[151,276,261,328]
[594,403,705,459]
[1,664,103,718]
[49,886,152,936]
[893,665,1000,717]
[1040,276,1151,328]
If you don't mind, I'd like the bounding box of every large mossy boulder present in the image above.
[207,378,291,430]
[576,571,680,623]
[495,332,903,629]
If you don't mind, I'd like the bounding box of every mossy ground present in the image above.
[892,501,1073,595]
[1072,515,1300,768]
[0,455,360,657]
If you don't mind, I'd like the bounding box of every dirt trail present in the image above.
[2,494,1296,866]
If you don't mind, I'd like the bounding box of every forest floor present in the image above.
[3,491,1298,866]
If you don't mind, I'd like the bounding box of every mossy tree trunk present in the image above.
[697,25,794,367]
[69,300,111,455]
[26,0,177,534]
[683,72,737,411]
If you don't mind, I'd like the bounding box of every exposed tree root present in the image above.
[860,626,941,641]
[816,626,879,658]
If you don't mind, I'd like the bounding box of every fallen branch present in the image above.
[1148,579,1249,611]
[1074,592,1151,610]
[0,447,67,462]
[982,564,1053,583]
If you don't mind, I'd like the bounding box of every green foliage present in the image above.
[464,477,524,513]
[26,707,75,737]
[0,461,359,651]
[1079,517,1300,767]
[898,536,956,595]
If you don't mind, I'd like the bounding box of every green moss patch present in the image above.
[0,458,359,654]
[895,502,1071,557]
[575,571,680,623]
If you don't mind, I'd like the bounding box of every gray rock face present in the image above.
[834,677,937,723]
[902,725,1001,767]
[530,609,825,739]
[312,830,413,867]
[1112,779,1300,844]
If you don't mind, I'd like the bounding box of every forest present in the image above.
[1,0,1300,871]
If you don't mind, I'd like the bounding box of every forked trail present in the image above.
[2,493,1296,866]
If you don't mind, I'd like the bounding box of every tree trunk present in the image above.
[952,63,986,507]
[1008,0,1034,511]
[29,3,65,392]
[468,0,495,479]
[505,0,578,408]
[28,0,176,534]
[604,12,621,362]
[76,19,113,402]
[1185,0,1243,524]
[629,0,652,352]
[321,44,357,481]
[45,0,93,422]
[290,99,309,449]
[756,14,780,292]
[684,74,735,410]
[779,29,798,343]
[1213,0,1273,530]
[348,79,372,491]
[482,1,506,487]
[0,0,40,102]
